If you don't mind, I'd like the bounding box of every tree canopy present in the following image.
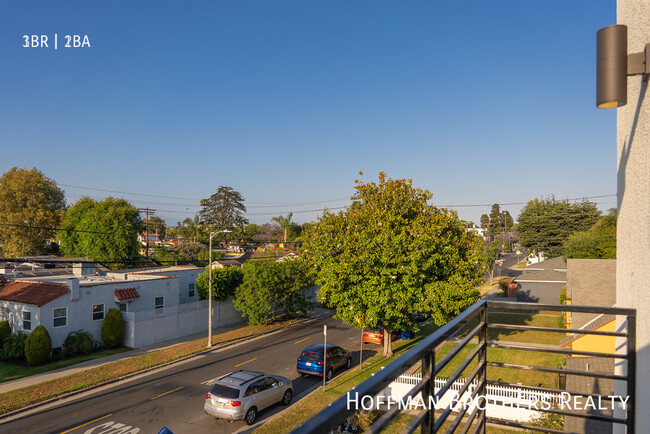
[517,197,600,258]
[59,197,143,265]
[197,265,244,301]
[0,167,66,257]
[564,208,616,259]
[199,186,248,233]
[306,172,484,356]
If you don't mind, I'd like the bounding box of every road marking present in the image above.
[294,337,309,344]
[59,413,112,433]
[150,386,183,400]
[235,357,257,367]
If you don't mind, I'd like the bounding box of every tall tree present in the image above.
[307,172,484,357]
[564,208,617,259]
[252,223,282,243]
[0,167,66,257]
[59,197,143,265]
[181,215,200,242]
[517,196,600,258]
[146,216,166,239]
[199,186,248,232]
[271,213,294,244]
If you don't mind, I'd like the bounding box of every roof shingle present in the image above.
[0,280,69,306]
[114,288,140,301]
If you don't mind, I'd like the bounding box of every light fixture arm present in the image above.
[627,43,650,81]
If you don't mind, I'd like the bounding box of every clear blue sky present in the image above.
[0,1,617,226]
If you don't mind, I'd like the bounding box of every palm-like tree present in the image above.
[271,213,293,244]
[182,214,200,243]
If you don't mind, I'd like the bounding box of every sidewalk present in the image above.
[0,307,332,395]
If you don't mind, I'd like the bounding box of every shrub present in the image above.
[63,330,94,357]
[24,326,52,365]
[559,286,567,305]
[101,308,124,348]
[497,277,512,295]
[1,331,28,360]
[0,320,11,345]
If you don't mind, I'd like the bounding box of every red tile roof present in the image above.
[114,288,140,301]
[0,280,69,306]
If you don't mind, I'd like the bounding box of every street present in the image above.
[0,315,367,434]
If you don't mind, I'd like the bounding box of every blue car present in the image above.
[297,344,352,380]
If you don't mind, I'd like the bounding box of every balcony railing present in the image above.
[294,300,636,434]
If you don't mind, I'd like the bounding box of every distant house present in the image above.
[467,227,488,240]
[513,256,566,304]
[137,234,162,247]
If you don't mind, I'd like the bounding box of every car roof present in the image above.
[217,370,267,387]
[303,344,339,352]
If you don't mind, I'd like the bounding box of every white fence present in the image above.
[122,298,243,348]
[384,373,561,423]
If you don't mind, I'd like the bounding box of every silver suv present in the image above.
[204,370,293,425]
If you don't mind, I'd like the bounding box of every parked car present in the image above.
[362,327,400,345]
[204,370,293,425]
[296,344,352,380]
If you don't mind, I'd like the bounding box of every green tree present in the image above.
[146,216,167,239]
[306,172,484,357]
[59,197,143,265]
[199,187,248,234]
[564,208,617,259]
[24,325,52,365]
[252,223,282,243]
[0,167,66,257]
[181,215,201,243]
[271,213,299,244]
[197,265,244,301]
[101,308,125,348]
[233,259,314,325]
[482,242,500,285]
[517,197,600,258]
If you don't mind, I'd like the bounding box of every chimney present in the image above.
[68,278,80,301]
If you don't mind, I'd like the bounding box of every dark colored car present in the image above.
[296,344,352,380]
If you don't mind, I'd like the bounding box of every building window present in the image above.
[118,303,127,313]
[22,311,31,331]
[53,307,67,328]
[189,283,195,298]
[154,297,164,313]
[92,304,105,321]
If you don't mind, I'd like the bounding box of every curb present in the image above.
[0,312,332,421]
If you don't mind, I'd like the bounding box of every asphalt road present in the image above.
[0,315,369,434]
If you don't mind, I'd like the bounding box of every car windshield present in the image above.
[300,350,323,361]
[209,384,240,399]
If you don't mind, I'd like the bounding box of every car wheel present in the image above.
[346,357,352,370]
[245,407,257,425]
[282,389,293,405]
[326,368,333,381]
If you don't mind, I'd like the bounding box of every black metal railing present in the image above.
[293,300,636,434]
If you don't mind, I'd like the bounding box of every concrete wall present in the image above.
[616,0,650,431]
[567,259,616,329]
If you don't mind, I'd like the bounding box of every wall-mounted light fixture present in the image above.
[597,24,650,109]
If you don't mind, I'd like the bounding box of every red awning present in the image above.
[114,288,140,301]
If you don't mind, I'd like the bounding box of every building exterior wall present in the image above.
[572,320,616,357]
[516,282,564,304]
[105,267,202,305]
[566,259,616,329]
[616,0,650,431]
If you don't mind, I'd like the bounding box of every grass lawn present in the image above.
[0,347,130,384]
[0,318,299,415]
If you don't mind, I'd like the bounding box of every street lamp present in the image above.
[208,229,232,348]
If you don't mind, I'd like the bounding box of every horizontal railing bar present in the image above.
[487,342,627,359]
[434,321,484,375]
[448,378,485,433]
[487,417,565,434]
[433,405,453,432]
[531,406,627,424]
[486,382,617,402]
[403,409,426,434]
[458,403,480,434]
[487,361,628,380]
[488,323,628,337]
[469,418,484,434]
[486,301,636,316]
[292,298,488,433]
[366,402,402,433]
[444,366,485,433]
[435,344,483,401]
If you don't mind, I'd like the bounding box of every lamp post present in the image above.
[208,229,232,348]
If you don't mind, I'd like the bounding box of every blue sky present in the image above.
[0,1,617,226]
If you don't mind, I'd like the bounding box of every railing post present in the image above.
[477,302,488,433]
[421,349,435,434]
[627,314,636,434]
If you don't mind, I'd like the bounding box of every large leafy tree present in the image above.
[146,216,166,239]
[197,265,244,301]
[0,167,66,257]
[307,172,484,357]
[199,187,248,234]
[59,197,143,264]
[564,208,616,259]
[517,197,600,258]
[233,259,314,325]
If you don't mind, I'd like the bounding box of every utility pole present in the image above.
[138,208,154,257]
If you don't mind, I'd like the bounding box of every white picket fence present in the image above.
[384,373,561,422]
[122,298,243,348]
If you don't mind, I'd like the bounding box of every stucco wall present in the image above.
[616,0,650,431]
[566,259,616,329]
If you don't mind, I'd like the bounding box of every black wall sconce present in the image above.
[597,24,650,109]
